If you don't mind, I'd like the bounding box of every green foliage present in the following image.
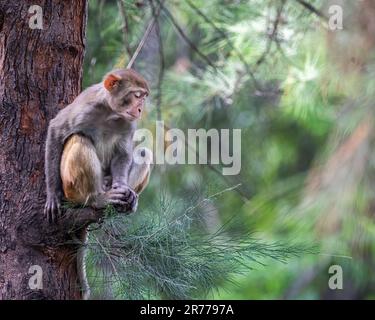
[83,0,375,299]
[87,189,312,299]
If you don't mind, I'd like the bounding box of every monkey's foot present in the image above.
[44,195,62,223]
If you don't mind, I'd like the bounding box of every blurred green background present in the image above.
[83,0,375,299]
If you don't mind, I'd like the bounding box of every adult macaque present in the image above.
[44,68,152,222]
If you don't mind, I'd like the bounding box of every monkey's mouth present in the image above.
[125,112,139,120]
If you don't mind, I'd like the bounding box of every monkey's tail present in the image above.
[77,229,90,300]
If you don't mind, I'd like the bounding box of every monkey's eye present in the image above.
[134,91,142,98]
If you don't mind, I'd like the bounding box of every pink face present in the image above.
[103,71,150,121]
[123,90,148,121]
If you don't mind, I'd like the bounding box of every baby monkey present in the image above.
[44,68,152,222]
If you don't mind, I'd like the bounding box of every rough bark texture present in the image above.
[0,0,89,299]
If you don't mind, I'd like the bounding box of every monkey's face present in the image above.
[118,89,148,121]
[103,69,150,122]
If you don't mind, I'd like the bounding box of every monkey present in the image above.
[44,68,152,222]
[44,68,152,299]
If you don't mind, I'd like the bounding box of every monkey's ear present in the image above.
[104,74,121,91]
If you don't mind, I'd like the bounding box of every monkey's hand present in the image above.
[44,193,62,223]
[93,185,138,213]
[109,184,138,213]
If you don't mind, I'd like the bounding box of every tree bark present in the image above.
[0,0,89,299]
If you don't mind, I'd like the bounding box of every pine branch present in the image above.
[86,189,315,299]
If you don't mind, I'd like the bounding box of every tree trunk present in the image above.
[0,0,89,299]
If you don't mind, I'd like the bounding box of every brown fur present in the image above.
[131,163,150,194]
[60,135,102,204]
[60,134,151,204]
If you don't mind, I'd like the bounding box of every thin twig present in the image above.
[156,0,232,88]
[127,20,156,69]
[127,2,163,69]
[155,0,217,71]
[117,0,133,57]
[149,0,164,121]
[185,0,261,90]
[155,20,164,121]
[294,0,328,20]
[185,184,242,214]
[255,0,286,67]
